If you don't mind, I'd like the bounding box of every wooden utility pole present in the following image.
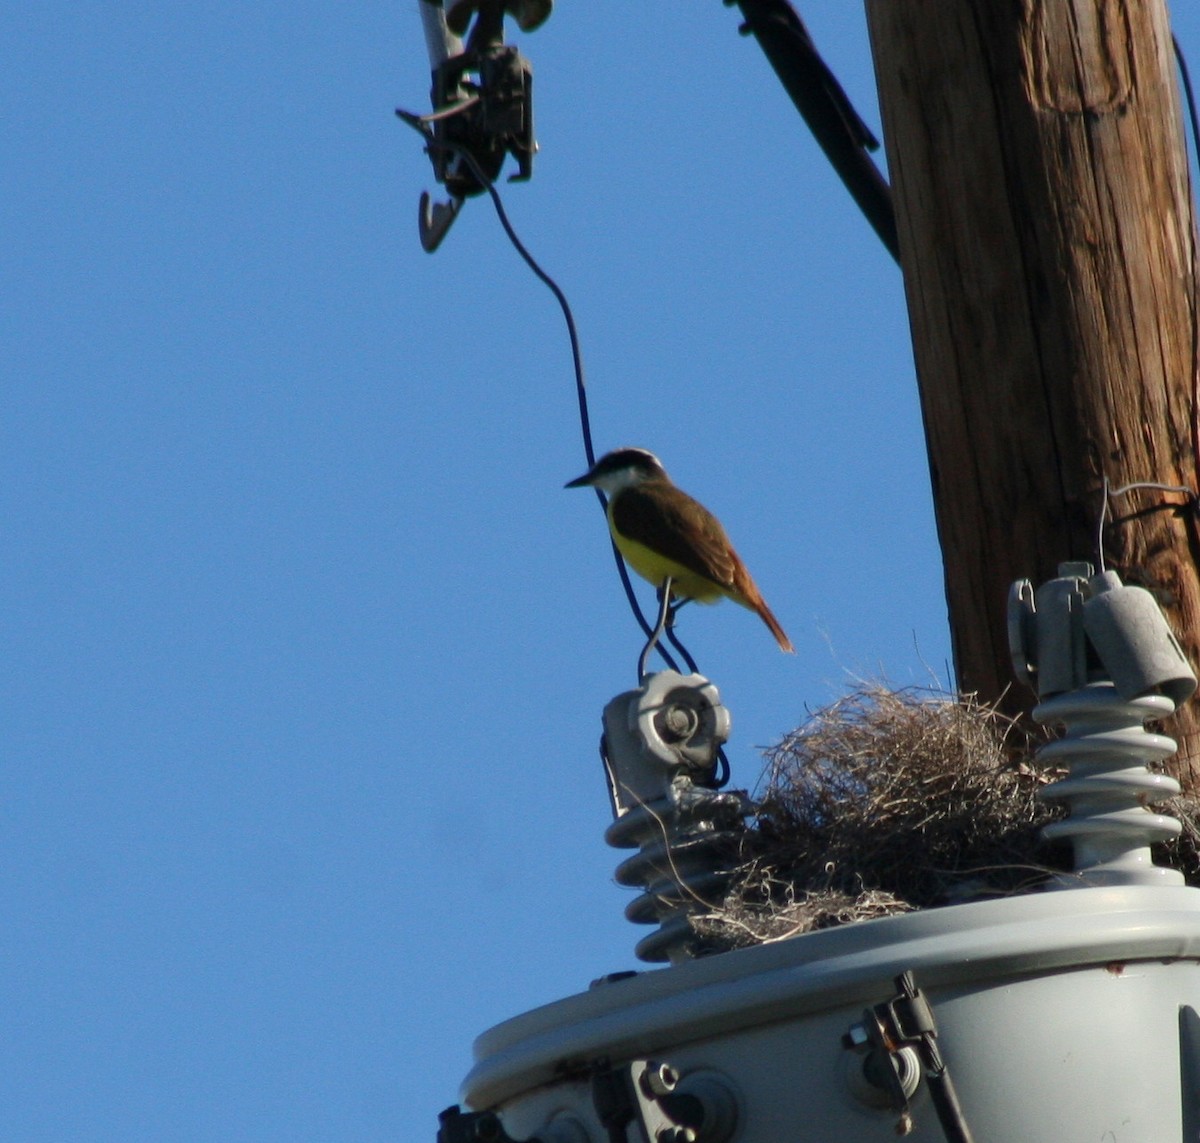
[863,0,1200,783]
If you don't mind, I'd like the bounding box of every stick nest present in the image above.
[691,685,1200,951]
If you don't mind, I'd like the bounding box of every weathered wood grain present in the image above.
[864,0,1200,778]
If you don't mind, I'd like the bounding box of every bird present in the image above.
[565,447,794,652]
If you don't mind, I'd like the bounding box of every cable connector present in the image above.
[401,0,543,251]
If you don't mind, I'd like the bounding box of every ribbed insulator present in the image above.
[604,788,748,964]
[1033,683,1183,887]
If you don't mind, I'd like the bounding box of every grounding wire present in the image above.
[1096,477,1197,574]
[397,114,693,673]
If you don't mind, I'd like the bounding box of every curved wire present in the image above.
[1175,34,1200,168]
[1096,477,1197,573]
[397,115,695,672]
[638,580,675,682]
[712,746,730,789]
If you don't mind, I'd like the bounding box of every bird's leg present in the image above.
[638,576,675,682]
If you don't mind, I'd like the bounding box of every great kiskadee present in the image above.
[566,447,794,652]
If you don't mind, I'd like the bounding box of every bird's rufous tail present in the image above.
[754,598,794,653]
[731,568,794,652]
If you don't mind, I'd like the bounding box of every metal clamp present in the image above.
[592,1059,739,1143]
[402,0,545,250]
[602,672,732,811]
[843,972,975,1142]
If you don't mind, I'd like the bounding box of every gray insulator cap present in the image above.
[1083,571,1197,706]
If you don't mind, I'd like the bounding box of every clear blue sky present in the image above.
[7,4,1200,1139]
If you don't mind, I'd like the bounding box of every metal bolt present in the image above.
[843,1022,870,1050]
[661,704,698,742]
[656,1129,697,1143]
[640,1061,680,1097]
[473,1112,504,1142]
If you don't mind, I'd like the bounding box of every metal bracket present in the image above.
[843,972,975,1143]
[591,1059,737,1143]
[447,0,552,37]
[418,190,462,253]
[437,1105,540,1143]
[401,0,541,251]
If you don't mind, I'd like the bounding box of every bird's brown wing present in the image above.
[613,479,795,651]
[610,480,739,589]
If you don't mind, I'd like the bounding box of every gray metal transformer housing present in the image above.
[463,886,1200,1142]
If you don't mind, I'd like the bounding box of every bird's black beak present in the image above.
[564,469,595,489]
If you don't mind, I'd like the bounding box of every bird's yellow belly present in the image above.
[612,533,724,603]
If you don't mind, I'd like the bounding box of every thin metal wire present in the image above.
[639,578,675,682]
[396,113,696,672]
[1095,477,1197,573]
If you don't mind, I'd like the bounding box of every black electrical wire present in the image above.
[1175,34,1200,168]
[665,620,699,675]
[441,146,727,785]
[1172,33,1200,499]
[397,114,695,673]
[728,0,899,262]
